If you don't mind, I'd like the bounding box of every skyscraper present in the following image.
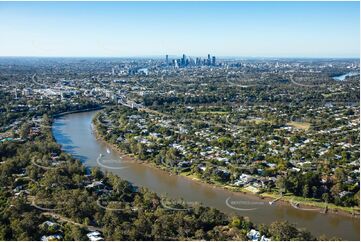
[182,54,186,67]
[196,57,202,66]
[165,55,169,65]
[207,54,211,66]
[173,59,179,68]
[212,56,216,66]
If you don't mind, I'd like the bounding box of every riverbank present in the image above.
[92,113,359,218]
[178,173,358,218]
[52,106,105,118]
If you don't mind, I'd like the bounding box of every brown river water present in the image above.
[52,110,360,240]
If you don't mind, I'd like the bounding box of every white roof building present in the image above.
[87,231,104,241]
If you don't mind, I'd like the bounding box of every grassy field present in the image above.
[198,111,229,115]
[287,121,311,130]
[245,118,269,124]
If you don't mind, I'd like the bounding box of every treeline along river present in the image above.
[52,110,360,240]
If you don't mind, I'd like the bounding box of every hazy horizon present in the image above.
[0,55,359,60]
[0,1,359,58]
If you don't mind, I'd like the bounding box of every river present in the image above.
[332,72,359,81]
[52,110,360,240]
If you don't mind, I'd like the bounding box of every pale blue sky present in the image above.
[0,1,359,58]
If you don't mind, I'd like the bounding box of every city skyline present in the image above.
[0,1,360,58]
